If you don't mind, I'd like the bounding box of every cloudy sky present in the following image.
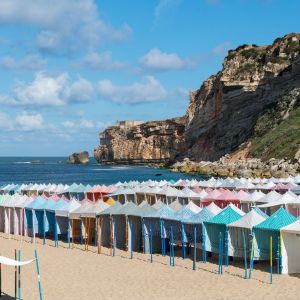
[0,0,299,156]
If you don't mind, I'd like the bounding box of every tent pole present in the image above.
[80,219,83,246]
[193,225,196,271]
[18,250,21,300]
[202,225,206,263]
[71,219,74,249]
[34,250,43,300]
[225,226,229,267]
[249,234,255,279]
[97,218,101,254]
[110,216,113,256]
[43,211,46,246]
[142,218,145,254]
[270,236,273,284]
[126,216,128,251]
[242,231,248,279]
[113,217,116,257]
[150,224,153,263]
[84,217,87,251]
[181,222,185,259]
[279,231,282,274]
[67,219,70,249]
[87,218,91,251]
[130,217,133,259]
[15,249,17,299]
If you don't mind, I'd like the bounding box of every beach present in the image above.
[0,234,299,300]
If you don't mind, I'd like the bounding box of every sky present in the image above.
[0,0,299,156]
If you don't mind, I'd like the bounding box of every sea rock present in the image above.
[68,151,89,164]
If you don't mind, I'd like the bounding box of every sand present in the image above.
[0,233,299,300]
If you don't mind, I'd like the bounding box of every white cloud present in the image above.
[0,54,47,71]
[0,112,14,130]
[66,77,94,103]
[213,42,231,56]
[0,0,132,54]
[62,121,75,129]
[154,0,182,24]
[78,51,128,71]
[140,48,197,71]
[0,72,93,106]
[15,112,44,131]
[97,76,168,104]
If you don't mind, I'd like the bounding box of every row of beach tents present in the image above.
[1,192,300,274]
[1,176,300,199]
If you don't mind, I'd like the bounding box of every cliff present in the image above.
[186,33,300,161]
[94,118,186,164]
[94,33,300,166]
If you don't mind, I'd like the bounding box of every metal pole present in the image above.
[242,231,248,279]
[150,224,153,263]
[18,250,21,300]
[34,250,43,300]
[193,225,196,271]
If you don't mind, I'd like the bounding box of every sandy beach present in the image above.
[0,233,299,300]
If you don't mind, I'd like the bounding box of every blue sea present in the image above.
[0,157,203,186]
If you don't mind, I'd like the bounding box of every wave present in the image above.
[92,167,132,171]
[14,162,32,164]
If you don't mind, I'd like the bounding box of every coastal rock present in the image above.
[94,118,186,164]
[68,151,89,164]
[185,33,300,161]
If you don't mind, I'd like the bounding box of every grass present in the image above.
[250,106,300,160]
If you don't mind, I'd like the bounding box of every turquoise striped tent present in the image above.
[253,208,297,260]
[204,205,243,258]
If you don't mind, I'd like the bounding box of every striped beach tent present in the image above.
[253,208,296,260]
[204,204,244,260]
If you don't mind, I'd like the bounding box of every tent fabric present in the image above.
[185,202,201,213]
[227,208,267,257]
[253,208,297,260]
[0,256,34,266]
[281,219,300,274]
[204,205,243,253]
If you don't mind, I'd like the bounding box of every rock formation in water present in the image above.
[94,33,300,169]
[94,119,186,164]
[68,151,89,164]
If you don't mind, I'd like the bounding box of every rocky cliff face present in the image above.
[94,118,186,164]
[94,33,300,166]
[186,33,300,161]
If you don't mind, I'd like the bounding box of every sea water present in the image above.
[0,157,203,186]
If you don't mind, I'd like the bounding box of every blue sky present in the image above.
[0,0,299,156]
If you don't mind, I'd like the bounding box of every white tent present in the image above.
[185,201,202,213]
[228,209,266,257]
[281,219,300,274]
[206,202,222,215]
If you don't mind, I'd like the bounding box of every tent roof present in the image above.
[113,201,138,216]
[258,190,282,204]
[152,200,165,209]
[175,207,196,222]
[25,196,46,209]
[69,200,94,219]
[257,191,299,208]
[254,208,297,230]
[228,208,267,229]
[146,205,176,220]
[281,219,300,234]
[185,202,202,213]
[205,205,243,225]
[81,200,110,217]
[168,199,183,211]
[206,202,222,215]
[183,207,215,224]
[129,203,157,217]
[55,200,81,217]
[97,201,122,216]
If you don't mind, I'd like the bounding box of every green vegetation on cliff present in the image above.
[250,106,300,160]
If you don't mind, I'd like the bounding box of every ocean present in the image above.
[0,157,203,186]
